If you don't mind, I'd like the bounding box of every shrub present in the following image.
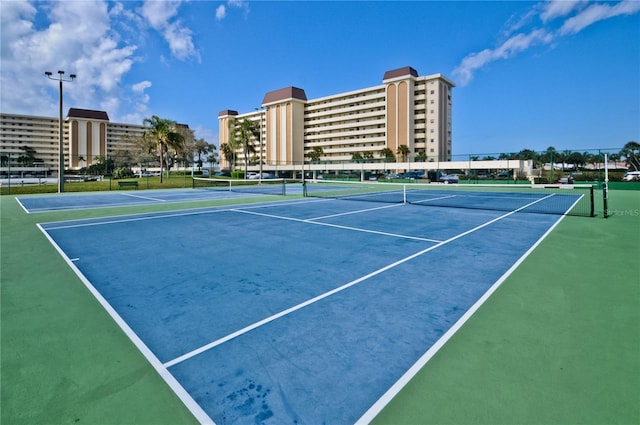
[113,167,134,179]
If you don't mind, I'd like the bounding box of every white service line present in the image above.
[231,208,443,243]
[37,223,215,424]
[163,194,555,369]
[120,192,168,202]
[307,202,404,221]
[356,194,565,424]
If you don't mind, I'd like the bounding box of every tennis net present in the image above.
[192,177,287,196]
[303,180,595,217]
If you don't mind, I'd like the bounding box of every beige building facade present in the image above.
[218,66,454,170]
[0,109,147,176]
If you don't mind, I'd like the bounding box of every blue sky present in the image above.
[1,0,638,155]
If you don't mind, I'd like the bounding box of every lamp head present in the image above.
[44,71,52,77]
[58,70,64,76]
[70,74,77,80]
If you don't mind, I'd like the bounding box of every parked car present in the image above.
[249,172,277,179]
[623,171,640,181]
[439,174,459,183]
[214,170,231,177]
[404,171,424,180]
[497,171,510,178]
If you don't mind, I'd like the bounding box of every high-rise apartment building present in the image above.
[0,109,147,175]
[218,66,454,169]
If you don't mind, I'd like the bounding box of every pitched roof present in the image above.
[67,108,110,121]
[218,110,239,117]
[262,87,307,105]
[383,66,419,81]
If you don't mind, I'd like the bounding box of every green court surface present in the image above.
[1,189,638,424]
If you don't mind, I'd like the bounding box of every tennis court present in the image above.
[36,183,575,423]
[18,179,302,213]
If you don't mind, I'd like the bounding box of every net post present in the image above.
[590,185,595,217]
[603,153,609,218]
[602,183,608,218]
[403,184,407,204]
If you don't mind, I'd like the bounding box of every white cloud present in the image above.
[216,5,226,20]
[540,0,586,23]
[140,0,200,62]
[452,0,640,87]
[132,81,152,93]
[215,0,249,21]
[0,0,140,120]
[140,1,181,29]
[453,29,552,86]
[193,125,219,147]
[560,0,640,35]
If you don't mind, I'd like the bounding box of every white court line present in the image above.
[163,194,556,369]
[120,192,168,202]
[307,202,404,221]
[411,194,458,204]
[40,197,328,230]
[14,197,30,214]
[231,208,443,243]
[357,194,568,424]
[41,207,233,230]
[37,223,215,424]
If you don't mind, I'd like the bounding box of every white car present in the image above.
[622,171,640,181]
[439,174,459,183]
[248,172,276,179]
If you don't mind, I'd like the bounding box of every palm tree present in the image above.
[219,142,234,169]
[228,118,259,177]
[307,146,324,163]
[207,150,218,171]
[380,147,395,161]
[143,115,185,183]
[396,145,409,162]
[194,138,213,170]
[621,141,640,171]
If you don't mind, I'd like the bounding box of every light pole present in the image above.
[45,70,76,193]
[256,107,265,180]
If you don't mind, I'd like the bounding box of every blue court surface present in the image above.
[39,196,566,424]
[17,185,303,213]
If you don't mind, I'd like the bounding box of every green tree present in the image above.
[142,115,185,183]
[194,138,214,170]
[621,141,640,171]
[396,144,409,162]
[415,151,427,162]
[566,151,585,170]
[17,146,37,166]
[219,142,234,169]
[363,151,374,160]
[351,152,363,162]
[228,118,259,177]
[307,146,324,162]
[380,147,395,161]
